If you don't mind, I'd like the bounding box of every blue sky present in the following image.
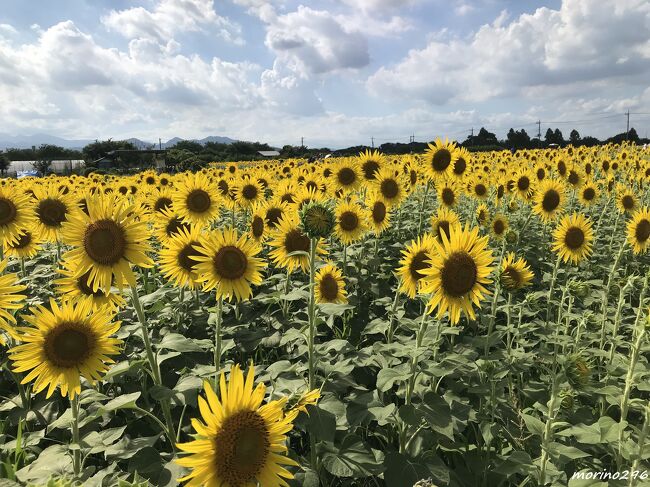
[0,0,649,147]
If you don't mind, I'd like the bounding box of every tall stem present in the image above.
[130,285,177,453]
[544,255,562,328]
[416,181,431,236]
[214,295,224,389]
[71,395,81,478]
[307,238,317,390]
[406,307,429,406]
[485,241,506,356]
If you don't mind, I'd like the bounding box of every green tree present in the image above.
[0,152,9,175]
[32,159,53,175]
[569,129,581,145]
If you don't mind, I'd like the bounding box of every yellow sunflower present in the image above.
[358,149,384,182]
[268,216,323,273]
[0,187,35,246]
[367,194,391,235]
[54,265,125,312]
[533,179,566,222]
[235,176,264,209]
[60,194,153,292]
[9,299,121,399]
[490,214,509,240]
[31,185,78,243]
[578,181,599,206]
[627,207,650,255]
[176,363,314,487]
[552,212,594,264]
[315,263,347,304]
[616,185,638,215]
[396,233,437,298]
[500,253,534,291]
[147,186,174,215]
[420,224,494,324]
[437,180,460,208]
[172,173,221,225]
[154,207,194,244]
[372,168,406,207]
[193,228,265,301]
[331,158,361,193]
[0,259,26,343]
[430,207,461,242]
[158,226,204,289]
[424,138,458,181]
[3,226,44,260]
[334,200,368,245]
[250,204,267,242]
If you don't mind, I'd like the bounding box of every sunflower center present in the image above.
[213,246,248,280]
[12,231,32,249]
[339,211,359,232]
[380,179,399,199]
[409,251,430,281]
[166,217,191,237]
[214,410,270,486]
[635,219,650,243]
[568,171,579,185]
[431,149,451,172]
[542,190,560,212]
[265,208,283,228]
[622,195,634,210]
[475,184,487,197]
[0,197,18,226]
[83,219,126,266]
[564,227,585,249]
[337,167,355,186]
[502,266,521,287]
[284,229,310,253]
[146,176,156,185]
[493,219,505,235]
[177,242,201,272]
[186,189,211,213]
[251,216,264,238]
[280,193,295,204]
[517,177,530,191]
[320,274,339,301]
[362,160,380,180]
[44,323,95,368]
[536,168,545,180]
[436,221,451,241]
[602,160,610,171]
[306,181,318,192]
[557,161,567,175]
[441,251,478,298]
[242,184,258,200]
[77,271,106,297]
[37,198,67,227]
[154,197,172,213]
[409,170,417,185]
[453,158,466,175]
[441,188,455,206]
[372,201,386,223]
[580,188,595,201]
[218,180,230,196]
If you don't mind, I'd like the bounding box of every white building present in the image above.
[7,160,84,176]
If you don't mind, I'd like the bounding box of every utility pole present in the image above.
[301,137,304,148]
[537,120,541,148]
[371,137,374,149]
[626,110,630,140]
[159,138,162,150]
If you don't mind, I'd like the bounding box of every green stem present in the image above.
[485,241,507,356]
[281,269,291,318]
[130,285,177,453]
[416,181,431,236]
[307,238,317,390]
[71,395,81,478]
[406,307,429,406]
[214,295,224,389]
[629,403,650,487]
[386,285,401,344]
[599,242,627,358]
[544,255,562,328]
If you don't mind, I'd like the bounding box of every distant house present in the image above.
[92,149,167,171]
[258,150,280,157]
[8,160,84,177]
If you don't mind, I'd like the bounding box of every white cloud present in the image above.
[368,0,650,105]
[102,0,243,44]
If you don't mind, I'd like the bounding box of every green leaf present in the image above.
[307,405,336,443]
[319,435,383,478]
[420,392,454,440]
[376,368,409,392]
[158,333,208,352]
[521,413,546,437]
[127,446,162,475]
[383,452,431,487]
[102,392,141,412]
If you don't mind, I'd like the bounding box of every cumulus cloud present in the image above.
[102,0,243,44]
[368,0,650,105]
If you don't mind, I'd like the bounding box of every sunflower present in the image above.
[0,187,35,246]
[367,194,391,235]
[31,185,77,243]
[451,147,471,181]
[372,168,406,207]
[235,177,264,209]
[193,228,265,301]
[334,201,368,245]
[154,207,194,244]
[420,224,494,325]
[476,203,489,226]
[250,204,267,242]
[468,177,489,201]
[0,259,26,343]
[158,226,204,289]
[437,180,459,208]
[358,149,384,182]
[9,299,121,399]
[60,195,153,292]
[262,199,290,230]
[173,173,220,225]
[578,181,599,206]
[513,170,534,200]
[3,226,44,260]
[269,216,323,273]
[430,207,461,242]
[490,214,509,239]
[331,158,361,193]
[552,212,594,264]
[424,138,458,181]
[533,179,566,222]
[315,264,347,304]
[147,187,174,215]
[566,166,584,189]
[54,265,125,311]
[396,233,437,298]
[627,207,650,254]
[176,364,313,487]
[616,185,638,215]
[500,253,534,291]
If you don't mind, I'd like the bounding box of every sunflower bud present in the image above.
[559,388,575,411]
[300,202,335,239]
[506,230,518,244]
[565,354,591,390]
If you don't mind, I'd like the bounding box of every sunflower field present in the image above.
[0,141,649,487]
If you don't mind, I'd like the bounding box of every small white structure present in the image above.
[257,151,280,157]
[7,160,84,176]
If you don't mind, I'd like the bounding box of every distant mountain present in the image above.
[0,134,238,150]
